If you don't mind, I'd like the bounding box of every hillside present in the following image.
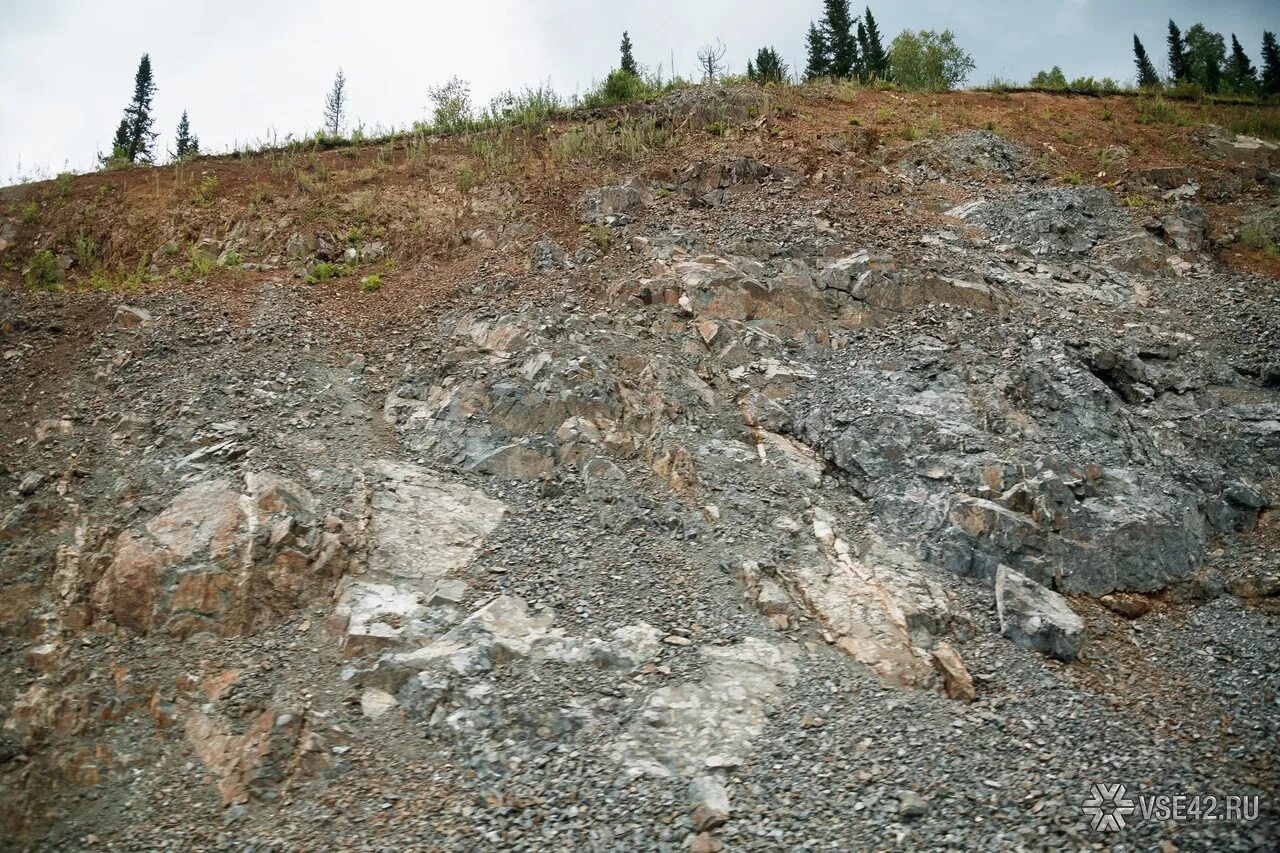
[1,85,1279,849]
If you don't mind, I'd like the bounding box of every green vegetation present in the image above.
[23,250,62,291]
[805,3,889,81]
[888,29,975,91]
[103,53,157,166]
[305,261,348,284]
[1136,96,1190,126]
[746,47,788,85]
[360,274,382,292]
[173,110,199,159]
[580,222,611,251]
[1240,223,1278,256]
[189,173,219,206]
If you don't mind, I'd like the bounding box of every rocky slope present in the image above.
[1,87,1279,850]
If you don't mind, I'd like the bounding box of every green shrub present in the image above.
[1240,224,1278,256]
[220,251,243,268]
[23,249,62,291]
[580,222,611,251]
[74,231,96,269]
[704,122,724,136]
[360,274,382,292]
[189,173,219,206]
[55,172,74,198]
[306,261,347,284]
[428,76,473,133]
[582,69,651,108]
[190,247,216,277]
[20,201,40,224]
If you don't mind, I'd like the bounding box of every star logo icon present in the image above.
[1082,783,1135,831]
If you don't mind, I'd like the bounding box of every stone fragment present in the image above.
[360,689,398,718]
[930,642,976,702]
[688,775,731,831]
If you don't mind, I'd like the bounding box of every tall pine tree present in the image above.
[620,31,639,76]
[1167,20,1188,82]
[862,6,888,80]
[1260,31,1279,95]
[324,69,346,136]
[173,110,198,159]
[1133,35,1160,89]
[1227,35,1257,92]
[103,54,158,165]
[855,21,870,79]
[821,0,859,78]
[804,22,829,80]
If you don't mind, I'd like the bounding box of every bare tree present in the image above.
[324,69,346,136]
[697,40,727,83]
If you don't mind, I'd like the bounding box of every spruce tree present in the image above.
[1263,31,1280,95]
[324,69,346,137]
[750,47,787,85]
[109,119,131,162]
[103,54,158,165]
[855,21,870,80]
[1227,35,1257,92]
[821,0,859,78]
[1167,20,1188,82]
[620,31,639,76]
[174,110,198,159]
[862,6,888,79]
[804,22,829,80]
[1133,35,1160,89]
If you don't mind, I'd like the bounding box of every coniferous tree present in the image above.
[1167,20,1188,82]
[1133,35,1161,89]
[109,119,131,162]
[1263,31,1280,95]
[748,47,787,84]
[620,31,639,76]
[821,0,859,78]
[855,21,870,79]
[324,69,346,136]
[1227,35,1257,92]
[102,54,158,165]
[804,22,829,79]
[173,110,198,159]
[862,6,888,79]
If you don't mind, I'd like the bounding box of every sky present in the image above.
[2,0,1277,182]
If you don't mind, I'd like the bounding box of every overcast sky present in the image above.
[2,0,1277,182]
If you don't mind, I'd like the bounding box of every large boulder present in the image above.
[995,565,1086,662]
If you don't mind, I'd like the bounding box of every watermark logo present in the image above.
[1081,783,1261,831]
[1082,783,1135,831]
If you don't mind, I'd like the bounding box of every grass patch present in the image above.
[360,274,382,292]
[1136,96,1190,126]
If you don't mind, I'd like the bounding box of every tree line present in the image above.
[98,5,1278,170]
[1131,23,1279,96]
